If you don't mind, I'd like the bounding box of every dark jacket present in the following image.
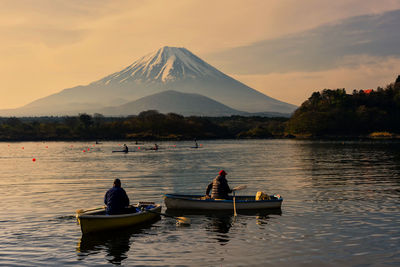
[104,186,130,215]
[206,175,232,199]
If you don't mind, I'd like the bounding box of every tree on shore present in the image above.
[286,77,400,136]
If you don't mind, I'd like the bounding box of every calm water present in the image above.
[0,140,399,266]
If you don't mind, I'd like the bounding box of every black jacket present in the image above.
[104,186,130,214]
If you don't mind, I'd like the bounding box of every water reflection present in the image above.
[167,208,282,246]
[76,219,159,265]
[205,215,233,245]
[294,141,400,201]
[77,232,130,265]
[3,140,399,266]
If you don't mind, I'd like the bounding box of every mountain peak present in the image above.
[5,46,297,116]
[94,46,222,85]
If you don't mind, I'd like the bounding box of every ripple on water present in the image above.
[0,140,400,266]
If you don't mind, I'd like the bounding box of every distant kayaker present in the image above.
[153,144,159,150]
[123,144,129,153]
[104,178,130,215]
[205,170,232,199]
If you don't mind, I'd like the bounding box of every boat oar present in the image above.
[232,185,247,217]
[76,206,106,215]
[232,185,247,192]
[147,210,191,225]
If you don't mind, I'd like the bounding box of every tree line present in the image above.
[0,110,288,141]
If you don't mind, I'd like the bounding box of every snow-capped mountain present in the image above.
[0,46,297,116]
[93,46,225,84]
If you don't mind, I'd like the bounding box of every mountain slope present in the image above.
[99,90,246,116]
[0,46,297,116]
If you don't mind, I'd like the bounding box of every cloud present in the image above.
[1,0,400,109]
[232,56,400,105]
[208,9,400,74]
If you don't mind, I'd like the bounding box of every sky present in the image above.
[1,0,400,109]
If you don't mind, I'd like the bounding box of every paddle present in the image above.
[232,185,247,217]
[232,185,247,192]
[147,210,191,225]
[76,206,106,215]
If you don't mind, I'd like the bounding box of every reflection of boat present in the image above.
[77,229,131,264]
[206,215,233,245]
[164,194,283,210]
[76,203,161,234]
[76,223,156,265]
[206,215,233,233]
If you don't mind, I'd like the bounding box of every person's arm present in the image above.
[206,182,213,197]
[104,191,108,205]
[123,189,130,206]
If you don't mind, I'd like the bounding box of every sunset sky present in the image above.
[1,0,400,109]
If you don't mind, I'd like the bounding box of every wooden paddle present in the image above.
[147,210,191,225]
[232,185,247,192]
[232,185,247,217]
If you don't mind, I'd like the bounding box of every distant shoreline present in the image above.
[1,134,400,142]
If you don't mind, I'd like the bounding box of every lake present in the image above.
[0,140,399,266]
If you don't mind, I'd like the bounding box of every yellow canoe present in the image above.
[76,203,161,234]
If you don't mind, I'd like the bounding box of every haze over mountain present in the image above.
[99,90,247,117]
[0,46,296,117]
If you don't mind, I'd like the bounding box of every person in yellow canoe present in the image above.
[205,170,232,199]
[104,178,130,215]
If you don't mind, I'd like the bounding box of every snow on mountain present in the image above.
[93,46,224,85]
[0,46,297,116]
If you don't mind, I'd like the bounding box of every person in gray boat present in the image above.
[104,178,130,215]
[205,170,232,199]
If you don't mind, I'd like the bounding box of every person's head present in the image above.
[219,170,227,176]
[113,178,121,187]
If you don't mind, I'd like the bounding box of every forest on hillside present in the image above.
[286,78,400,136]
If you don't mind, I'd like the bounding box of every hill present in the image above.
[98,90,246,117]
[287,77,400,136]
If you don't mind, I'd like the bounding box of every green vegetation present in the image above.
[287,79,400,137]
[0,111,288,141]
